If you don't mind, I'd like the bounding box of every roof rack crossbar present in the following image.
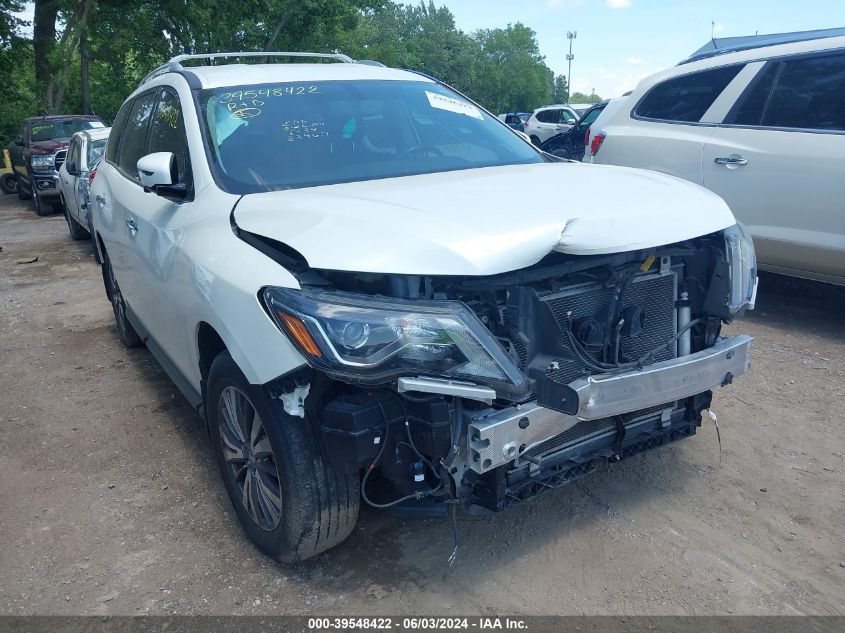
[140,51,355,85]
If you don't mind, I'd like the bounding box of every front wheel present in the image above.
[207,353,359,562]
[64,201,90,240]
[33,188,51,216]
[101,253,143,348]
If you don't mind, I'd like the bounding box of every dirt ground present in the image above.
[1,192,844,616]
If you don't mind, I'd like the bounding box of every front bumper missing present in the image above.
[467,335,751,474]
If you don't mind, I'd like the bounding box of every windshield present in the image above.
[31,119,104,142]
[199,80,542,193]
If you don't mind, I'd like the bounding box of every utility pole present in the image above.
[566,31,577,103]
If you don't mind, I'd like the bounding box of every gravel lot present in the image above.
[1,193,844,616]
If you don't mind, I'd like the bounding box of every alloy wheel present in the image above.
[218,386,283,531]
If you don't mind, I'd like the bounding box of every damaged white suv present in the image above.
[92,52,757,562]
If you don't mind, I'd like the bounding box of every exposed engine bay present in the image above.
[259,228,753,516]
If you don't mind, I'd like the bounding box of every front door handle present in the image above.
[126,217,139,234]
[714,156,748,166]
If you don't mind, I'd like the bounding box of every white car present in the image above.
[92,51,756,562]
[584,95,629,161]
[592,33,845,286]
[566,103,593,118]
[523,104,579,145]
[58,127,109,250]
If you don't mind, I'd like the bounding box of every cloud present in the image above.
[626,56,645,65]
[605,0,632,8]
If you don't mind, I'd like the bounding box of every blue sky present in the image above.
[13,1,845,98]
[438,0,845,97]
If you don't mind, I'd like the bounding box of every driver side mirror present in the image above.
[137,152,187,201]
[14,137,24,146]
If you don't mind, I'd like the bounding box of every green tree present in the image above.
[471,23,552,113]
[552,74,568,103]
[569,90,603,104]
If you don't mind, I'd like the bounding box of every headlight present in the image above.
[31,154,55,172]
[263,287,528,398]
[724,223,757,314]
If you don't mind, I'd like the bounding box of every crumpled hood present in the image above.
[234,162,737,276]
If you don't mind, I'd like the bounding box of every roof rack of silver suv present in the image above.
[140,51,355,86]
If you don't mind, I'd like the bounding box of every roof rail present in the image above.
[680,27,845,64]
[140,51,355,86]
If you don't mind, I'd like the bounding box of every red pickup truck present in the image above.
[8,115,104,215]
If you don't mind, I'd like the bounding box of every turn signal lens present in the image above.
[278,312,322,357]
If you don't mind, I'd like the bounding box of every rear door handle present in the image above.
[714,156,748,166]
[126,218,139,234]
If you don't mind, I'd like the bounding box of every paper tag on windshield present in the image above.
[426,91,483,120]
[89,122,105,128]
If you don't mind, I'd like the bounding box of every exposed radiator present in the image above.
[540,267,679,385]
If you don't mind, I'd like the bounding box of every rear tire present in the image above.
[101,252,143,348]
[207,352,359,562]
[0,173,17,194]
[64,201,89,240]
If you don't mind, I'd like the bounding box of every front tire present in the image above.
[101,253,143,348]
[207,352,359,562]
[33,188,51,216]
[64,201,90,240]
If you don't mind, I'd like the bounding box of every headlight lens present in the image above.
[263,287,528,398]
[31,154,55,171]
[724,222,757,313]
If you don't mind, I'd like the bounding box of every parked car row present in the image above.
[7,115,105,215]
[4,115,111,255]
[588,32,845,286]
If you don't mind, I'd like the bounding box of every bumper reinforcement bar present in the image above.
[467,335,751,474]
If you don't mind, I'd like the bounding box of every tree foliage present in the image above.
[569,91,603,104]
[1,0,559,145]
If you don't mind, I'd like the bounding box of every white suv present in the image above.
[592,33,845,286]
[92,52,756,562]
[523,105,578,145]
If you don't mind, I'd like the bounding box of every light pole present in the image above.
[566,31,577,103]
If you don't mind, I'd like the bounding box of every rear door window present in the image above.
[761,52,845,131]
[635,65,743,122]
[536,109,560,124]
[117,91,157,179]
